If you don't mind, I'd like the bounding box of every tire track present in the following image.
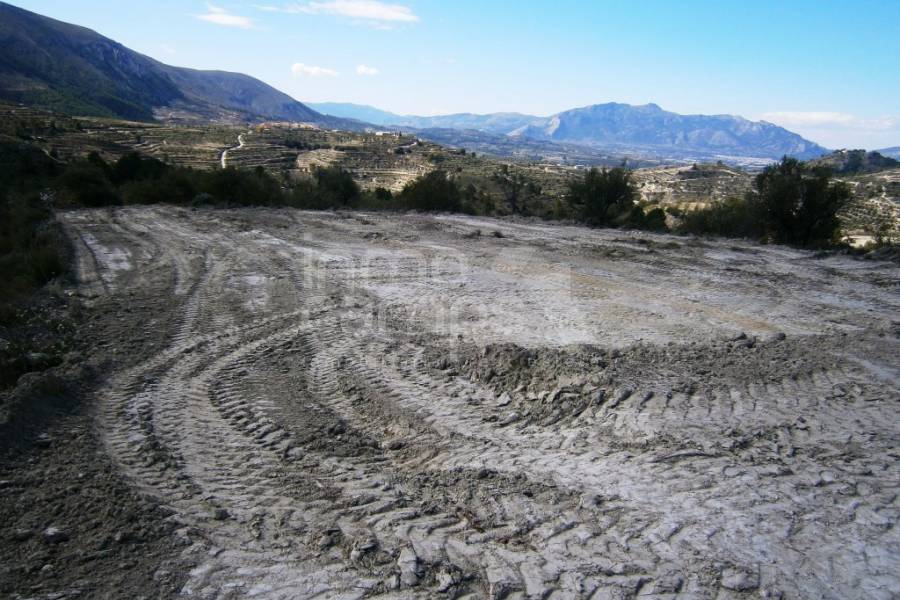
[62,207,900,600]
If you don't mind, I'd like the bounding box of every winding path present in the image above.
[220,134,246,169]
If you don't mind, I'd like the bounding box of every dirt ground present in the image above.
[5,206,897,599]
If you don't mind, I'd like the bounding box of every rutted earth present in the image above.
[52,207,899,599]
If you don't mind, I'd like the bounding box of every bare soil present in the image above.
[4,206,897,599]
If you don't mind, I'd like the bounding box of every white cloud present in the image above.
[356,64,380,76]
[195,3,256,28]
[260,1,418,23]
[760,111,900,149]
[291,62,339,77]
[761,111,898,131]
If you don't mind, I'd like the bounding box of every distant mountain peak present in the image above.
[309,100,827,161]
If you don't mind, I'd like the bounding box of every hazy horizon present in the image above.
[7,0,900,149]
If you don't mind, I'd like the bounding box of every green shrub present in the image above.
[678,197,765,239]
[624,206,668,232]
[199,167,284,207]
[312,166,360,207]
[111,151,170,184]
[56,160,119,207]
[399,170,461,212]
[0,193,71,312]
[754,157,851,246]
[566,167,637,227]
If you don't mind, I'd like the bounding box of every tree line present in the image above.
[2,139,854,258]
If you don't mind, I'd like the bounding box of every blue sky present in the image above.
[10,0,900,148]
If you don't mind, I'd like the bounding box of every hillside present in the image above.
[513,103,828,160]
[310,101,829,162]
[0,2,336,125]
[809,149,899,173]
[6,101,894,240]
[876,146,900,160]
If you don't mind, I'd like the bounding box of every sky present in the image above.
[9,0,900,149]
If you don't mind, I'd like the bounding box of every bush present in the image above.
[566,167,637,227]
[492,165,541,215]
[0,192,71,311]
[754,157,851,246]
[111,151,170,185]
[312,166,360,207]
[624,206,668,232]
[200,166,284,207]
[399,170,461,212]
[374,187,393,203]
[678,197,765,239]
[56,159,119,207]
[119,173,195,205]
[0,141,60,197]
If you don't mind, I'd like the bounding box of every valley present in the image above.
[4,102,897,239]
[0,3,898,599]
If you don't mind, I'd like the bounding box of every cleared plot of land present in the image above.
[61,207,898,599]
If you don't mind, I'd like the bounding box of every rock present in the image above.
[397,547,421,586]
[35,433,53,448]
[579,493,602,508]
[352,536,378,560]
[721,566,759,591]
[24,352,51,367]
[11,528,33,542]
[436,568,460,592]
[651,572,684,593]
[499,412,519,426]
[212,508,229,521]
[42,526,69,544]
[496,392,512,407]
[384,440,405,451]
[317,528,342,550]
[384,573,400,590]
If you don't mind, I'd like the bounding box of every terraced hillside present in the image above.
[632,163,753,210]
[838,168,900,240]
[633,161,900,239]
[47,207,898,599]
[3,103,897,237]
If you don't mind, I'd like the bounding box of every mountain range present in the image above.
[876,146,900,160]
[0,1,833,163]
[308,102,830,161]
[0,1,342,126]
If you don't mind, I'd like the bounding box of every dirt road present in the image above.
[59,207,899,599]
[221,134,246,169]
